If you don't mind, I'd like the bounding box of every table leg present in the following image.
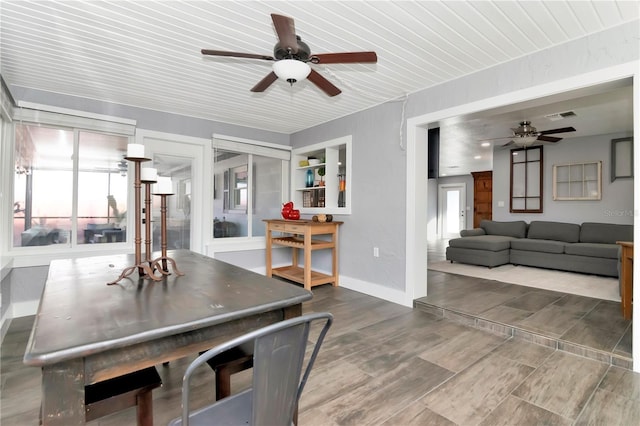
[265,227,273,278]
[304,228,312,290]
[41,359,85,425]
[621,249,633,320]
[332,227,339,287]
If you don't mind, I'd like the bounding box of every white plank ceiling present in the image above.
[1,1,637,174]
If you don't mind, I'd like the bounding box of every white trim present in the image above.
[213,134,292,151]
[10,300,39,318]
[16,101,136,126]
[0,257,12,281]
[242,265,410,308]
[407,60,640,370]
[0,305,10,343]
[438,183,467,237]
[341,275,410,307]
[140,129,210,147]
[296,135,352,153]
[137,129,210,255]
[206,238,267,255]
[213,137,291,161]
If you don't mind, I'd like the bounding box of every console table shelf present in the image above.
[265,219,342,290]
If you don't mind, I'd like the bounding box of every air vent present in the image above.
[544,111,576,121]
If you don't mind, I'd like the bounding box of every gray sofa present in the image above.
[446,220,633,278]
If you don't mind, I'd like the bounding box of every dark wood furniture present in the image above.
[264,219,342,291]
[471,171,492,228]
[24,250,312,426]
[84,367,161,425]
[617,241,633,319]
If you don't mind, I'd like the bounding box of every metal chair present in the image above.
[168,312,333,426]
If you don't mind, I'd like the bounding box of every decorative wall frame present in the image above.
[611,137,633,182]
[510,146,543,213]
[553,161,602,200]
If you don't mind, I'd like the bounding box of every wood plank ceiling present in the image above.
[1,1,637,136]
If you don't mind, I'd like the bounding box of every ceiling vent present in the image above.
[544,111,576,121]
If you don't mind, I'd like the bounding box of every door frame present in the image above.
[437,183,466,238]
[136,130,211,255]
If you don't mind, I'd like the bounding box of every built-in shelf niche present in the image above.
[291,136,352,215]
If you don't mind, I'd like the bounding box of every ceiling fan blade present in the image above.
[501,141,515,147]
[201,49,274,61]
[250,72,278,92]
[539,126,576,135]
[307,69,342,97]
[271,14,298,54]
[311,52,378,64]
[537,135,562,143]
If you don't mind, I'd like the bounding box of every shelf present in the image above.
[296,186,326,191]
[272,236,335,250]
[291,136,351,215]
[296,163,326,170]
[271,265,336,287]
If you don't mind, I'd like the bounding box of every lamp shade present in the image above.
[514,135,538,147]
[272,59,311,84]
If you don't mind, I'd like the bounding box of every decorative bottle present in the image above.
[306,169,314,187]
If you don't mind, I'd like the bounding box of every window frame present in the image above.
[510,146,543,213]
[208,135,290,253]
[6,104,136,260]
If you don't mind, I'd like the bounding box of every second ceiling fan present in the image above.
[201,13,377,97]
[485,120,577,147]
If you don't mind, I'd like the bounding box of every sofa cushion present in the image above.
[510,238,566,254]
[448,235,514,252]
[527,221,580,243]
[565,243,620,259]
[460,228,486,237]
[480,220,527,238]
[580,222,633,244]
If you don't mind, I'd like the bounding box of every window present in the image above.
[553,161,602,200]
[12,122,130,248]
[212,137,290,239]
[510,146,543,213]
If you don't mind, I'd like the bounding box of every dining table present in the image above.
[23,250,312,425]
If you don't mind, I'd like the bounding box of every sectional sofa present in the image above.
[446,220,633,278]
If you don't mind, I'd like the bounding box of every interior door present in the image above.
[438,184,466,238]
[143,136,206,254]
[471,171,493,227]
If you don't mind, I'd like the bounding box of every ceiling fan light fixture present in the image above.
[272,59,311,85]
[514,134,539,147]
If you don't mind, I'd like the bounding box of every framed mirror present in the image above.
[611,137,633,182]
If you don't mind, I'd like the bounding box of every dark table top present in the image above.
[24,250,312,366]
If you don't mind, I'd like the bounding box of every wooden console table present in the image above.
[265,219,342,290]
[617,241,633,320]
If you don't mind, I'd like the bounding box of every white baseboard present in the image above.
[11,300,39,318]
[340,275,411,307]
[0,306,10,343]
[249,265,411,308]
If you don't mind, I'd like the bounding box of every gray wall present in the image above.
[290,101,407,291]
[492,132,634,224]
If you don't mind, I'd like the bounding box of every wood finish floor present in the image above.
[3,282,640,425]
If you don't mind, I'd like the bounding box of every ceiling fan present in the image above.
[201,13,377,97]
[483,120,576,148]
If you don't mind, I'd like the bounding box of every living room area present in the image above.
[418,77,634,369]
